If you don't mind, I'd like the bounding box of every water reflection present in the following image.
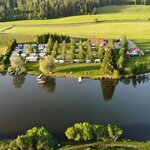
[39,77,56,93]
[12,74,26,88]
[120,77,149,88]
[0,72,7,76]
[100,79,119,101]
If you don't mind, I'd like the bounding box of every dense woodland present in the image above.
[0,0,150,21]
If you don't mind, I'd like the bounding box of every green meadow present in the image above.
[1,5,150,43]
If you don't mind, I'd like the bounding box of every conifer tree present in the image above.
[47,38,53,55]
[78,41,84,61]
[100,48,116,75]
[61,41,66,60]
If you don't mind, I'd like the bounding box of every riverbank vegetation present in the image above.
[0,123,150,150]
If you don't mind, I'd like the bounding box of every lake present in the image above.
[0,73,150,141]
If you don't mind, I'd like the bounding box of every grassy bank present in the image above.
[59,141,150,150]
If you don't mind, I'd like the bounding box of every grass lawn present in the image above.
[53,63,100,78]
[24,62,100,78]
[24,62,40,75]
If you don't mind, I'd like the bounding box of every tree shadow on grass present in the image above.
[54,65,100,73]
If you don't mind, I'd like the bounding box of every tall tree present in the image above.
[100,48,116,75]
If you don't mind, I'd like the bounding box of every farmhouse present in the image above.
[130,48,144,56]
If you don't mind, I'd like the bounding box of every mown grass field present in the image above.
[25,62,100,78]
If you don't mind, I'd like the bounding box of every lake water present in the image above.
[0,73,150,141]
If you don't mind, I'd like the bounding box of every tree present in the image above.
[47,38,53,55]
[106,124,123,142]
[10,127,57,150]
[78,41,84,61]
[87,43,93,60]
[61,41,66,60]
[69,39,75,61]
[65,122,123,142]
[53,41,59,56]
[9,52,24,72]
[27,44,33,55]
[98,46,104,60]
[95,40,100,51]
[93,124,105,141]
[65,122,93,142]
[39,55,54,75]
[100,48,116,75]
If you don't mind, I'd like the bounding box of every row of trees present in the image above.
[36,33,70,44]
[65,122,123,142]
[1,0,150,21]
[46,39,104,60]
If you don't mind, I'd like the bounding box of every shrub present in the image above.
[94,18,98,23]
[0,54,4,62]
[2,56,9,64]
[0,64,6,72]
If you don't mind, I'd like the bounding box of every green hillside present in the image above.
[0,5,150,26]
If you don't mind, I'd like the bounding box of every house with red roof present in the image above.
[91,38,107,47]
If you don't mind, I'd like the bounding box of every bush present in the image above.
[2,56,9,64]
[94,18,98,23]
[8,66,14,73]
[0,64,6,72]
[132,61,147,75]
[0,54,4,62]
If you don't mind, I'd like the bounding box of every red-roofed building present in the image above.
[91,38,107,46]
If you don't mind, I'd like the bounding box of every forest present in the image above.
[0,0,150,21]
